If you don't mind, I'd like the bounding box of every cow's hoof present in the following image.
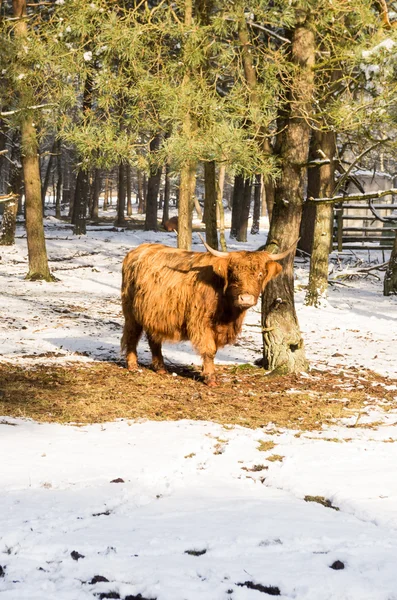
[151,364,167,375]
[205,377,218,387]
[127,364,139,372]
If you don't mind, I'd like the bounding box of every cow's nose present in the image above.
[238,294,256,308]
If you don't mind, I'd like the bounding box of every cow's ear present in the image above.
[261,261,282,291]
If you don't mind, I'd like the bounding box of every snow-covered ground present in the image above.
[0,210,396,599]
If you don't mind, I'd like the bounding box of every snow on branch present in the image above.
[0,103,56,117]
[307,188,397,204]
[0,193,18,204]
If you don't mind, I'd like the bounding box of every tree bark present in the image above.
[137,170,143,214]
[230,174,244,239]
[145,135,162,231]
[304,130,336,306]
[0,138,22,246]
[251,174,262,234]
[41,140,56,209]
[384,231,397,296]
[262,18,314,374]
[126,164,132,217]
[55,139,62,219]
[13,0,53,280]
[178,160,196,250]
[162,164,171,225]
[203,160,218,249]
[216,163,227,251]
[103,175,109,211]
[236,178,252,242]
[90,169,100,221]
[116,162,126,226]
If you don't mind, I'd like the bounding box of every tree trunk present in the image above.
[230,174,244,239]
[251,174,262,235]
[90,169,100,221]
[261,19,314,374]
[116,161,126,226]
[103,175,109,211]
[13,0,53,280]
[193,194,203,221]
[137,170,143,214]
[236,178,252,242]
[145,135,162,231]
[162,164,171,225]
[41,140,56,209]
[217,163,227,251]
[0,138,23,246]
[72,169,89,235]
[305,130,336,307]
[178,161,196,250]
[384,231,397,296]
[142,173,147,213]
[55,139,62,219]
[126,164,132,217]
[203,160,218,249]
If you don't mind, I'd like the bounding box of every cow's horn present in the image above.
[198,233,229,257]
[268,238,300,261]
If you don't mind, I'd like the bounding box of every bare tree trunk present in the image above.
[236,178,252,242]
[137,170,143,214]
[251,174,262,234]
[162,164,171,225]
[178,161,196,250]
[305,130,336,306]
[261,18,314,374]
[13,0,53,280]
[145,135,162,231]
[193,195,203,221]
[0,138,22,246]
[384,231,397,296]
[216,163,227,251]
[90,169,100,221]
[126,164,132,217]
[72,169,89,235]
[41,140,56,209]
[103,175,109,211]
[55,139,62,219]
[230,174,244,239]
[203,160,218,249]
[116,161,126,226]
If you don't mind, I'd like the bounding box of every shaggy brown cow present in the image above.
[163,216,178,232]
[121,240,295,385]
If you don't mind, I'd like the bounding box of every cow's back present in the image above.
[122,244,199,342]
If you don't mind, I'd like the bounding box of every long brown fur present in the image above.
[121,243,282,384]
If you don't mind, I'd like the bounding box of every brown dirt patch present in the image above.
[0,361,395,430]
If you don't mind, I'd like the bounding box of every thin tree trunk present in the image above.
[250,174,262,234]
[90,169,100,221]
[178,161,196,250]
[126,164,132,217]
[137,170,143,214]
[145,135,162,231]
[204,160,218,249]
[13,0,53,280]
[103,176,109,211]
[194,195,203,221]
[142,173,147,213]
[162,164,170,225]
[384,231,397,296]
[0,138,22,245]
[116,161,126,226]
[261,19,314,374]
[55,139,62,219]
[216,163,227,251]
[237,178,252,242]
[230,174,244,239]
[41,140,56,209]
[72,169,89,235]
[305,130,336,306]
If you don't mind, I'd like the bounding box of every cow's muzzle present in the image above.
[237,294,256,308]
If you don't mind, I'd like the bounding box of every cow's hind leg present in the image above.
[147,334,166,374]
[121,312,143,371]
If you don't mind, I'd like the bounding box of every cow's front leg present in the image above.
[147,333,167,374]
[197,334,218,386]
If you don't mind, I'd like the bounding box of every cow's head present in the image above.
[202,237,296,310]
